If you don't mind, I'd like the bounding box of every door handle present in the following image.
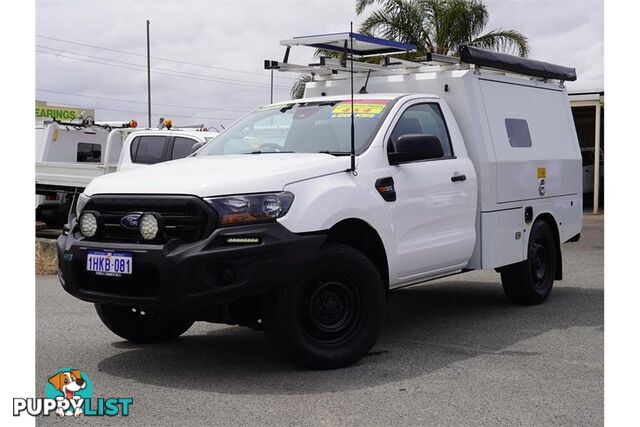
[451,174,467,182]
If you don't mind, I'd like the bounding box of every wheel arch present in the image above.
[326,218,390,289]
[532,212,563,280]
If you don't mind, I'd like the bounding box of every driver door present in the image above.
[386,101,475,281]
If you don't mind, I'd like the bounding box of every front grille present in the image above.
[83,195,217,244]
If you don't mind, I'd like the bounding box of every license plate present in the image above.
[86,250,133,276]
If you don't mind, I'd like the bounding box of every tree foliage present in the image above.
[357,0,528,56]
[291,0,529,98]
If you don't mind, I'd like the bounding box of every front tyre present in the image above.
[500,220,558,305]
[95,304,194,343]
[264,243,387,369]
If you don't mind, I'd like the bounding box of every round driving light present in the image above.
[139,213,159,240]
[79,212,98,238]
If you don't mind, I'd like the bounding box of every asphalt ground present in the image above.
[36,215,603,426]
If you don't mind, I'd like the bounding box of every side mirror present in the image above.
[388,134,444,165]
[191,141,204,154]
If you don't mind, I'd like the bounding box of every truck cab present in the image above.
[57,33,582,369]
[35,119,217,226]
[117,129,219,172]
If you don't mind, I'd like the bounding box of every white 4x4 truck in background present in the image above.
[57,33,582,369]
[35,119,218,226]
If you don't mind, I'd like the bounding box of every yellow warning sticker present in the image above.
[537,167,546,179]
[331,100,389,119]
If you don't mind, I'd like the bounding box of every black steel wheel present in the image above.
[500,220,558,305]
[531,236,550,291]
[264,243,386,369]
[300,272,364,346]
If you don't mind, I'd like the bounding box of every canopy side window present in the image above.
[505,118,532,148]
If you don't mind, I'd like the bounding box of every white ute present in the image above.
[36,118,217,225]
[58,33,582,369]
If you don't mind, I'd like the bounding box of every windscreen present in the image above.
[197,99,394,156]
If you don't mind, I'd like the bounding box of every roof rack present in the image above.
[47,118,138,130]
[265,32,577,82]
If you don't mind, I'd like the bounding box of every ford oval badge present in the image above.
[121,212,142,229]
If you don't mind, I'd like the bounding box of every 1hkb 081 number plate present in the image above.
[86,250,133,276]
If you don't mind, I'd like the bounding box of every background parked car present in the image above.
[582,147,604,194]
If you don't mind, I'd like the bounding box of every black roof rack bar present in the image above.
[416,52,460,65]
[459,45,577,81]
[49,119,131,130]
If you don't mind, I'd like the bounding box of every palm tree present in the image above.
[290,0,528,98]
[356,0,528,57]
[290,74,314,100]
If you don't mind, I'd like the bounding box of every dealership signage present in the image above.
[36,101,95,121]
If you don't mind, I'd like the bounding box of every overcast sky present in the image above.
[35,0,603,128]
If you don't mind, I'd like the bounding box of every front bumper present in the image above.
[57,221,325,312]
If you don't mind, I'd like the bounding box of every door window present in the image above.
[172,137,198,160]
[389,103,453,157]
[130,136,168,164]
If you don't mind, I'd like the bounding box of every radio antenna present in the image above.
[349,22,356,174]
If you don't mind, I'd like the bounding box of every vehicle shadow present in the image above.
[97,280,603,395]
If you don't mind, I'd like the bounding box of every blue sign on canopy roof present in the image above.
[280,32,416,56]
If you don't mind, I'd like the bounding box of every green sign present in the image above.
[35,101,95,121]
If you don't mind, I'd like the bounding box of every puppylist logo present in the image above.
[13,368,133,417]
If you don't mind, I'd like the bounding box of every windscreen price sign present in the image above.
[36,101,95,121]
[332,99,390,119]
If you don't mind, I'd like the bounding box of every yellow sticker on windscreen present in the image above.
[332,99,390,119]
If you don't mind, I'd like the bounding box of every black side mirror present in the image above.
[388,134,444,165]
[191,142,204,154]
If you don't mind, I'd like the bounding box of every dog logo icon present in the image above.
[46,369,92,417]
[14,368,131,417]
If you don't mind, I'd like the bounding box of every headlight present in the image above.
[75,193,90,217]
[79,211,98,237]
[205,192,294,226]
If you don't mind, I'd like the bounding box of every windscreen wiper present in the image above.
[249,150,295,154]
[318,150,351,156]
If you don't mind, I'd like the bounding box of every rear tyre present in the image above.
[95,304,194,343]
[264,243,386,369]
[500,220,558,305]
